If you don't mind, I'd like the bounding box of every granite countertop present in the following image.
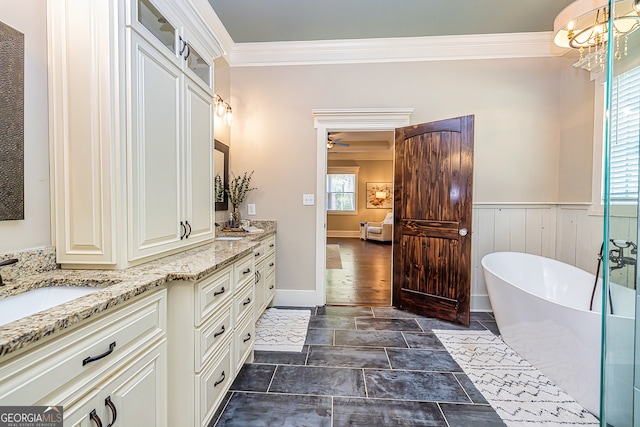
[0,223,276,358]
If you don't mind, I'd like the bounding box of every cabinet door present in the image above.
[101,341,167,427]
[128,31,184,261]
[62,389,103,427]
[255,261,266,314]
[183,77,214,243]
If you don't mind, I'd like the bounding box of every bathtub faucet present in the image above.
[609,240,637,271]
[0,258,18,286]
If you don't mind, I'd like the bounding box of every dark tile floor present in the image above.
[209,307,505,427]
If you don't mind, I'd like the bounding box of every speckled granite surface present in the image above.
[0,222,276,358]
[0,246,58,281]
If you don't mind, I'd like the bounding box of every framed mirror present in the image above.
[214,140,229,211]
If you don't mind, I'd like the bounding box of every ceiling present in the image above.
[206,0,577,160]
[207,0,575,44]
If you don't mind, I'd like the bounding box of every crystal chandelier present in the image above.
[554,0,640,71]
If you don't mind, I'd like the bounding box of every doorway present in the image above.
[325,131,394,305]
[312,108,413,307]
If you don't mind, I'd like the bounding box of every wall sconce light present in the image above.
[214,94,233,126]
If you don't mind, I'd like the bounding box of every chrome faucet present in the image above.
[0,258,18,286]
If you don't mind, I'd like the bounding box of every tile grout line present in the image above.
[210,391,234,427]
[265,365,279,392]
[436,402,452,427]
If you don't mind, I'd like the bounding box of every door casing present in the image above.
[305,108,413,307]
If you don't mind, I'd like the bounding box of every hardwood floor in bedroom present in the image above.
[326,237,391,306]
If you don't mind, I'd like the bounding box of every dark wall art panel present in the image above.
[0,20,25,221]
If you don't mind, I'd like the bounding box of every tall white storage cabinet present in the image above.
[48,0,221,269]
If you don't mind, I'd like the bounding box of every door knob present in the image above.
[459,228,468,236]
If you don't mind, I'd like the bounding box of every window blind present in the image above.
[610,66,640,203]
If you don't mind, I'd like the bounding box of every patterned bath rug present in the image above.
[254,308,311,352]
[326,244,342,269]
[433,330,599,426]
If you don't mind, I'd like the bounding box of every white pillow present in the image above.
[383,212,393,224]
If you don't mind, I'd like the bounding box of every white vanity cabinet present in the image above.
[61,341,166,427]
[0,289,168,427]
[254,236,277,313]
[167,250,260,427]
[48,0,221,269]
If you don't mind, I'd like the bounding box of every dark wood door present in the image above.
[392,115,474,326]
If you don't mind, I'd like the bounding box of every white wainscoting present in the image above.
[328,203,613,312]
[471,203,607,311]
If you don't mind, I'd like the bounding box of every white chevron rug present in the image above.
[254,308,310,352]
[433,330,599,426]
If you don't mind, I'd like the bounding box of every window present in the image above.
[609,66,640,203]
[327,167,359,214]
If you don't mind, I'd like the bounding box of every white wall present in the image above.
[229,56,596,296]
[0,1,51,253]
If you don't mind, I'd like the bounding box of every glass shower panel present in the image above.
[602,1,640,425]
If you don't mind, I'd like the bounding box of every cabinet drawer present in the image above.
[234,282,254,322]
[234,312,255,374]
[265,253,276,276]
[265,271,276,305]
[195,300,232,372]
[0,289,166,406]
[195,264,233,326]
[234,255,254,289]
[264,236,276,256]
[197,339,232,427]
[253,242,266,265]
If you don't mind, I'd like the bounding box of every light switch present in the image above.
[247,204,256,215]
[303,194,315,206]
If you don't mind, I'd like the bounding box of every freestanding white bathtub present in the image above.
[481,252,634,423]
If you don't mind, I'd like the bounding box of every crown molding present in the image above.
[200,1,569,67]
[227,32,566,67]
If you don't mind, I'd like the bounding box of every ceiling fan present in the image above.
[327,134,350,149]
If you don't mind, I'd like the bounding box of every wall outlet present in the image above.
[247,204,256,215]
[303,194,315,205]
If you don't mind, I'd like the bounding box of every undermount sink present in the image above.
[0,286,101,327]
[215,236,243,241]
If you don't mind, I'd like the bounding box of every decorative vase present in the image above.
[229,208,242,229]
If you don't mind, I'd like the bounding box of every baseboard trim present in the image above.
[471,295,493,312]
[273,289,324,307]
[327,230,360,238]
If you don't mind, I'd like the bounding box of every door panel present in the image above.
[128,31,182,261]
[184,77,214,242]
[393,115,474,326]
